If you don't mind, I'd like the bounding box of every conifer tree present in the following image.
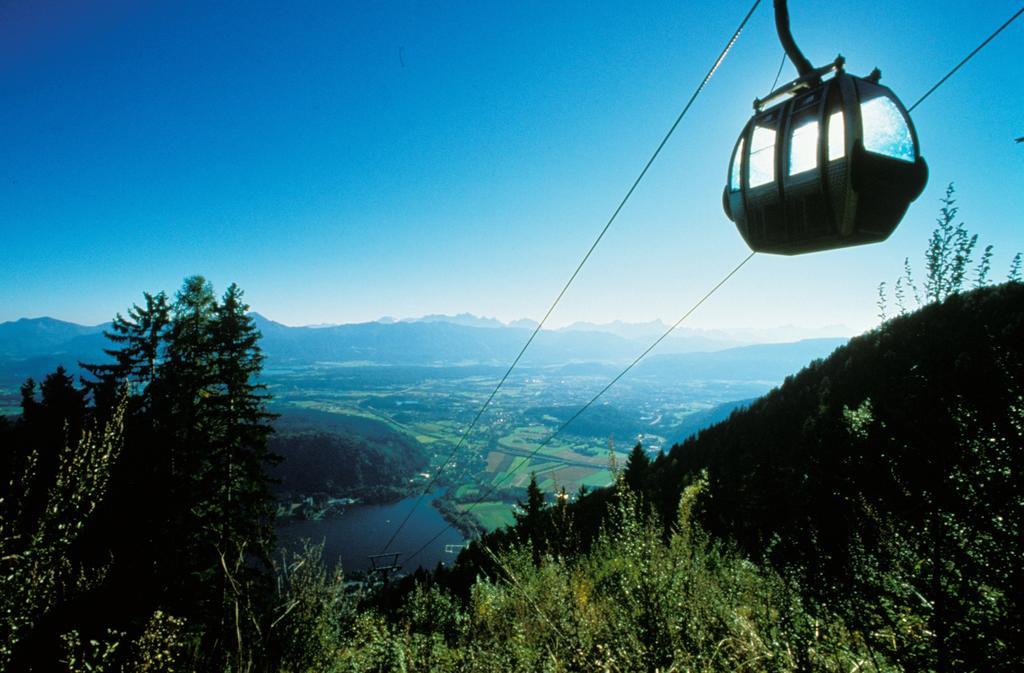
[551,485,574,558]
[164,276,218,440]
[156,276,221,615]
[82,291,170,412]
[206,283,277,567]
[516,473,547,565]
[19,378,39,423]
[78,277,278,643]
[624,442,649,493]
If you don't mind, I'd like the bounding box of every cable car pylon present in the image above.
[367,552,402,584]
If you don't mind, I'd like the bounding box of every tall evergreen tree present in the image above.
[200,284,279,661]
[81,291,170,412]
[206,285,278,584]
[164,276,218,446]
[154,277,221,618]
[624,442,650,494]
[516,473,547,566]
[551,485,574,559]
[76,277,278,649]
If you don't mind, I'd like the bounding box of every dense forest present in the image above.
[270,408,427,502]
[1,193,1022,671]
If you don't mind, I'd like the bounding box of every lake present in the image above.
[276,489,466,573]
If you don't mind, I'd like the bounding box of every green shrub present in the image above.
[269,542,353,673]
[0,399,125,669]
[333,474,890,672]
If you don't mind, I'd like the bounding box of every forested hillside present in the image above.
[646,280,1024,669]
[270,408,427,498]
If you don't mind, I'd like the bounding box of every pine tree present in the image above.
[159,277,281,653]
[153,277,221,618]
[19,378,39,423]
[164,276,218,427]
[516,473,547,565]
[206,283,278,566]
[162,276,218,509]
[81,277,277,630]
[551,485,574,558]
[32,277,280,667]
[82,291,170,412]
[624,442,650,493]
[73,291,178,634]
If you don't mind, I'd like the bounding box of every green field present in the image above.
[459,501,516,532]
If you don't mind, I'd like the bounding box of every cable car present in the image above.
[723,1,928,255]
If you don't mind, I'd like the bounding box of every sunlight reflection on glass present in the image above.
[749,125,776,188]
[789,119,818,175]
[828,110,845,161]
[861,97,914,162]
[730,137,745,191]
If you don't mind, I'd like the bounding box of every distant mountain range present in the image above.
[257,312,852,350]
[248,313,847,368]
[0,317,109,359]
[308,313,854,345]
[0,313,849,389]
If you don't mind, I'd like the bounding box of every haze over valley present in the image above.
[0,310,846,552]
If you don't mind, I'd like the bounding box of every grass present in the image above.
[454,484,485,499]
[581,470,613,488]
[459,500,515,531]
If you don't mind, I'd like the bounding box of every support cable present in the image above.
[378,0,763,554]
[908,5,1023,112]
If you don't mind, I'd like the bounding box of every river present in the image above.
[275,489,466,573]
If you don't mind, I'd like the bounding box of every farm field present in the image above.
[457,501,517,531]
[263,360,775,532]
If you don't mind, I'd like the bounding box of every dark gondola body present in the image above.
[724,1,928,255]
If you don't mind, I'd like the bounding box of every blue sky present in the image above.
[1,0,1021,332]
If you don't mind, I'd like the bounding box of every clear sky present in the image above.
[1,0,1021,332]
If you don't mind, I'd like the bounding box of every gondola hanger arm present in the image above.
[774,0,815,77]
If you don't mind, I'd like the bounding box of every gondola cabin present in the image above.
[723,60,928,255]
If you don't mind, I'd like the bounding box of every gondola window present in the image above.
[789,118,819,175]
[828,110,845,161]
[730,137,745,191]
[749,124,776,187]
[861,97,914,162]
